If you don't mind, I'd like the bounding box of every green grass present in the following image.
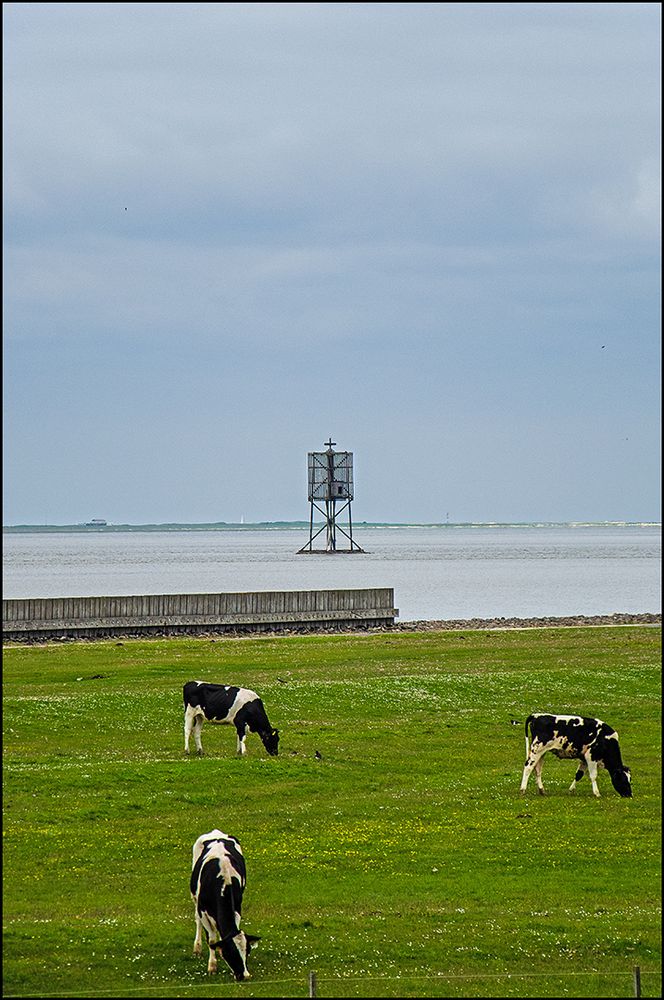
[3,627,661,998]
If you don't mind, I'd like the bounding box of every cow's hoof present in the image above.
[196,750,204,757]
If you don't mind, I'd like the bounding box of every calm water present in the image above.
[2,525,660,622]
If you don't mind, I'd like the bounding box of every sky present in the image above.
[3,2,661,525]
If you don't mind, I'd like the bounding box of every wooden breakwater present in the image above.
[2,588,398,642]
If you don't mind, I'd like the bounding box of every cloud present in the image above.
[587,157,661,238]
[3,2,661,522]
[5,4,659,239]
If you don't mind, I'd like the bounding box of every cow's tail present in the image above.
[524,715,535,758]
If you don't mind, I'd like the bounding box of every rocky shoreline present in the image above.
[277,611,661,635]
[5,611,659,644]
[390,612,661,632]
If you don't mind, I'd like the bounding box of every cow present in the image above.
[520,713,632,798]
[183,681,279,757]
[190,829,260,979]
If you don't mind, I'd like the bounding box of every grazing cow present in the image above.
[183,681,279,757]
[520,713,632,798]
[190,829,260,979]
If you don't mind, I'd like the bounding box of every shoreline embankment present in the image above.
[392,612,661,632]
[4,611,660,644]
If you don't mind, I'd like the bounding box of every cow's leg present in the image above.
[206,937,219,974]
[193,714,205,756]
[235,721,248,756]
[193,908,204,956]
[184,705,197,754]
[199,913,219,972]
[520,747,545,794]
[585,753,601,798]
[569,760,586,793]
[534,757,546,795]
[185,706,205,755]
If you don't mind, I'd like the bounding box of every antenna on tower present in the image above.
[297,438,365,553]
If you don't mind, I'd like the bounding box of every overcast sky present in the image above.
[3,2,661,524]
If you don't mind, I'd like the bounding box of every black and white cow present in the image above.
[190,829,260,979]
[520,713,632,798]
[183,681,279,757]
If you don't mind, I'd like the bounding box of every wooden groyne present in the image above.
[2,588,398,642]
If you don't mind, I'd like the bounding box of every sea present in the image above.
[2,523,660,622]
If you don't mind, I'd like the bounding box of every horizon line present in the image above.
[3,519,661,531]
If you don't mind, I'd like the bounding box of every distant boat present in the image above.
[85,518,108,526]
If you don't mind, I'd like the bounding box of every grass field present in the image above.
[3,626,661,998]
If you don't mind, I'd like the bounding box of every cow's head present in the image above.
[220,931,261,981]
[261,727,280,756]
[610,765,632,798]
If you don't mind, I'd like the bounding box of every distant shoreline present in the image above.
[3,520,661,533]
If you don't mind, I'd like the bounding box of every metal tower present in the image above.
[297,439,365,553]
